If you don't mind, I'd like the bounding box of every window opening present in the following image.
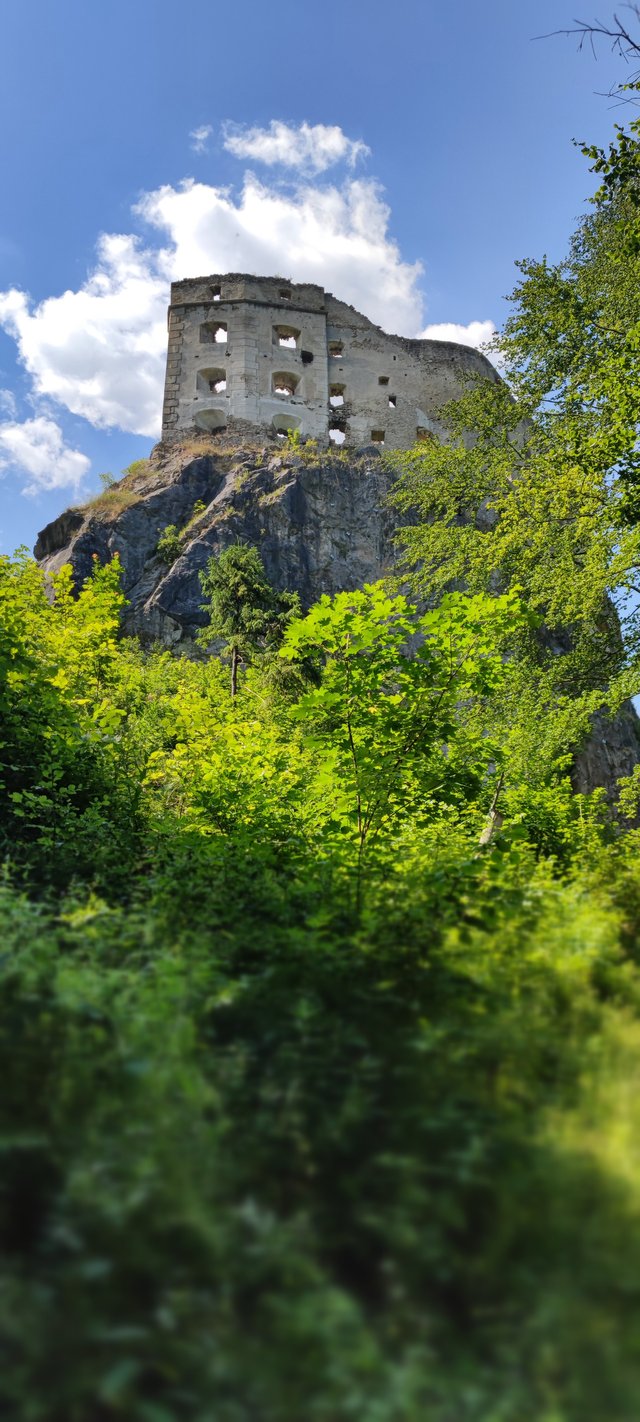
[301,350,314,365]
[272,371,299,398]
[378,375,389,385]
[274,325,300,349]
[211,285,221,301]
[272,413,301,437]
[416,427,434,443]
[328,341,343,358]
[371,430,385,445]
[329,384,345,407]
[196,368,226,397]
[200,321,227,344]
[278,288,291,300]
[329,411,346,446]
[195,408,227,433]
[388,395,397,408]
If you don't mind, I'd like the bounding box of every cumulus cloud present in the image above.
[419,318,497,351]
[0,415,90,496]
[0,234,168,437]
[138,174,422,334]
[190,124,213,154]
[222,120,370,174]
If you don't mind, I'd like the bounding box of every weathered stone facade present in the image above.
[162,273,499,449]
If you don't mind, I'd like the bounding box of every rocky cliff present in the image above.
[35,435,397,644]
[34,432,640,798]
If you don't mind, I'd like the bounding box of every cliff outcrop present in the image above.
[34,435,398,643]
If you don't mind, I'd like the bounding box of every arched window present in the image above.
[272,413,301,438]
[194,408,227,432]
[272,371,299,397]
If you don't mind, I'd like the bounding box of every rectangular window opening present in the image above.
[200,321,227,345]
[274,325,300,350]
[388,395,397,408]
[328,342,343,358]
[378,375,389,385]
[371,430,385,445]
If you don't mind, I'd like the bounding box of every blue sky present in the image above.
[0,0,626,552]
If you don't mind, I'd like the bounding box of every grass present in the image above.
[80,487,142,520]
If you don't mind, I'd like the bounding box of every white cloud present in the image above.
[0,388,17,418]
[419,319,497,351]
[0,415,90,496]
[190,124,213,154]
[0,234,168,437]
[222,121,370,174]
[138,174,422,334]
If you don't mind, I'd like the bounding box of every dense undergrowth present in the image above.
[2,549,640,1422]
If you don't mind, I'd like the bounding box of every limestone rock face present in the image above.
[34,439,398,643]
[572,704,640,800]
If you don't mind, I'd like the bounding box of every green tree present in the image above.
[199,544,299,696]
[390,103,640,787]
[281,581,526,904]
[156,522,182,565]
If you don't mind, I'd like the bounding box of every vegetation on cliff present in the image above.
[3,57,640,1422]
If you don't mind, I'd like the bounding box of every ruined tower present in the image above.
[161,273,499,449]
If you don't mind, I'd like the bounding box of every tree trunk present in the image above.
[478,772,504,846]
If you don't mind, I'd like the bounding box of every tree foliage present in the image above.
[0,547,638,1420]
[199,543,300,694]
[389,100,640,804]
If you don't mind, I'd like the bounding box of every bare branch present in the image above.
[536,8,640,99]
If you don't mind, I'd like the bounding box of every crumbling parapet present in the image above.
[161,273,499,450]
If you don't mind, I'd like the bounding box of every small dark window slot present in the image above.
[301,350,314,365]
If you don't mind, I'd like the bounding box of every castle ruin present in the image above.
[161,273,499,449]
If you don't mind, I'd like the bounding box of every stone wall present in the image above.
[161,273,499,449]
